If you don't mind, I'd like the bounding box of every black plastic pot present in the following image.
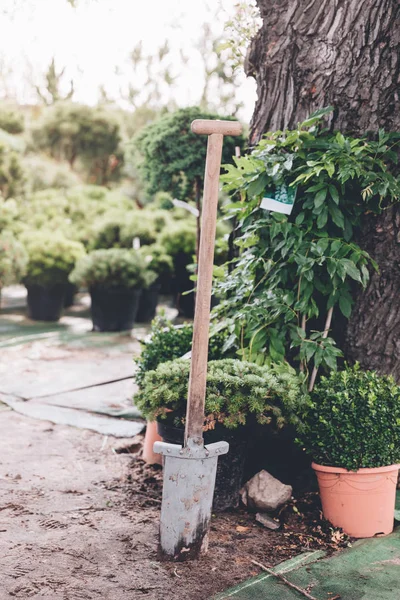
[157,421,249,511]
[136,283,161,323]
[90,286,142,332]
[64,283,77,308]
[26,284,66,322]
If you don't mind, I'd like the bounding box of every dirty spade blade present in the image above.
[154,439,229,561]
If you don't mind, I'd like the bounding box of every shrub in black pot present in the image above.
[136,245,173,322]
[70,248,155,332]
[22,233,85,321]
[135,358,306,510]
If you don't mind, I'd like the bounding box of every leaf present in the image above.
[247,173,269,197]
[314,187,327,209]
[339,295,352,318]
[329,184,340,204]
[317,207,328,229]
[328,203,345,229]
[341,259,362,283]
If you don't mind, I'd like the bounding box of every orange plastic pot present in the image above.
[313,462,400,538]
[142,421,162,465]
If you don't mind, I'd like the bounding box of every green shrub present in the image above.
[23,233,85,287]
[70,248,155,290]
[0,107,24,134]
[139,244,173,279]
[134,316,235,388]
[159,221,196,259]
[296,365,400,470]
[135,358,306,430]
[0,230,27,287]
[0,142,25,199]
[134,316,194,388]
[23,155,82,192]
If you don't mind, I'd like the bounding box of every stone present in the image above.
[255,513,280,530]
[240,470,292,512]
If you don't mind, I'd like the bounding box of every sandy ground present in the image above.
[0,408,349,600]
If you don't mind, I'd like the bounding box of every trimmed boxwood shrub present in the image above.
[70,248,155,290]
[296,364,400,470]
[0,230,27,288]
[23,233,85,287]
[134,316,237,388]
[135,358,306,431]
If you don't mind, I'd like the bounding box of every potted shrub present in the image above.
[22,233,85,321]
[135,316,208,464]
[0,230,27,305]
[296,365,400,538]
[70,248,155,332]
[135,245,173,322]
[135,358,305,510]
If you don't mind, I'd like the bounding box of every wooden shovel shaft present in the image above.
[185,132,224,444]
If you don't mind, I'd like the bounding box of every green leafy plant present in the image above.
[134,316,194,388]
[296,365,400,470]
[139,244,173,279]
[134,315,234,388]
[70,248,155,290]
[130,106,245,201]
[23,233,85,287]
[214,109,400,384]
[0,230,27,288]
[135,358,307,431]
[0,106,24,134]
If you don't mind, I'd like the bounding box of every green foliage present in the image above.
[0,142,25,198]
[0,106,24,134]
[296,365,400,470]
[134,315,234,388]
[23,233,85,287]
[23,155,82,192]
[32,103,122,184]
[159,221,197,259]
[17,186,135,246]
[0,230,27,288]
[134,316,194,388]
[139,244,173,278]
[214,110,400,375]
[131,106,245,201]
[135,358,307,430]
[70,248,155,290]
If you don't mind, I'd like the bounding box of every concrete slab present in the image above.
[36,378,142,419]
[1,394,144,437]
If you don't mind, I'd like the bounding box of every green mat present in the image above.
[216,492,400,600]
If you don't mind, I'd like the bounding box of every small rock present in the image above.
[255,513,280,530]
[240,470,292,512]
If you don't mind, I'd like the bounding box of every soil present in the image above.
[0,409,350,600]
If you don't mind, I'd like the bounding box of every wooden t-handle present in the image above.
[185,119,242,446]
[191,119,243,136]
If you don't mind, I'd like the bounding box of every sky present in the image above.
[0,0,258,123]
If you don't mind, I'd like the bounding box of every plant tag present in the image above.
[260,184,296,215]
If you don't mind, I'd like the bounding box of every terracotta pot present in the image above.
[312,462,400,538]
[142,421,162,465]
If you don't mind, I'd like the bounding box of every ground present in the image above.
[0,408,349,600]
[0,287,393,600]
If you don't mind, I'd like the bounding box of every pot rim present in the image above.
[312,461,400,475]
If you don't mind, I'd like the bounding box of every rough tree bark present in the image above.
[246,0,400,379]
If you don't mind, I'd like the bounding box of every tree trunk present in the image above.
[247,0,400,144]
[247,0,400,379]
